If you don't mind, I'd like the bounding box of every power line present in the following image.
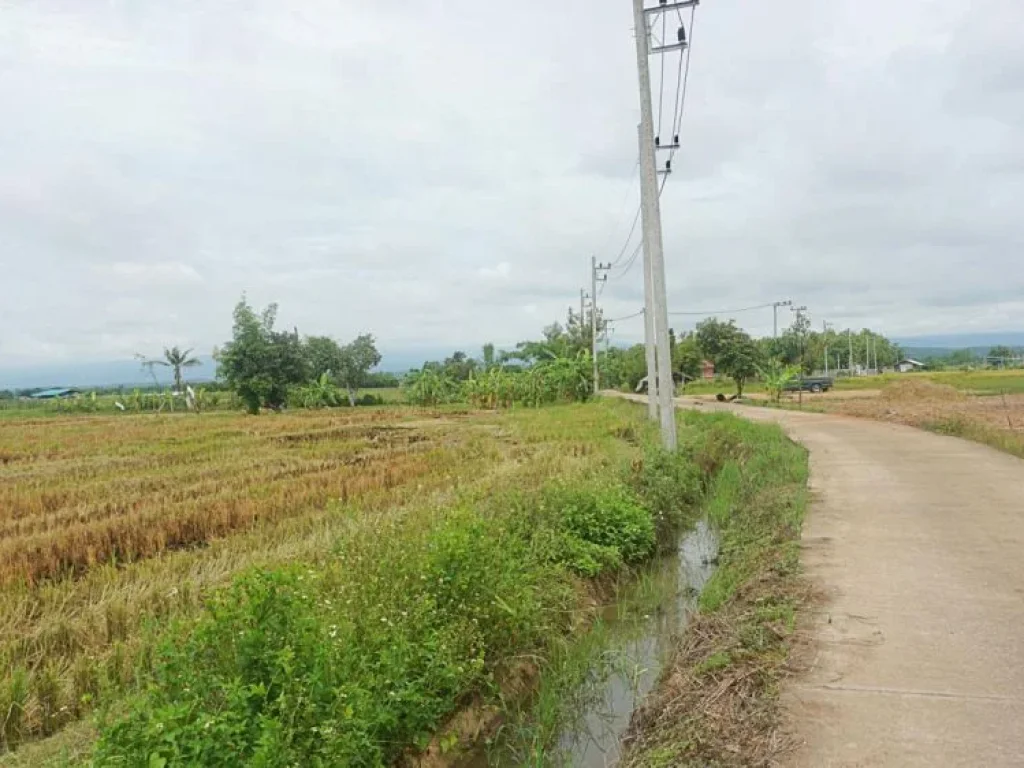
[597,156,641,266]
[656,11,667,141]
[668,3,697,162]
[605,2,700,282]
[607,176,668,280]
[608,300,779,323]
[668,301,776,316]
[605,308,645,323]
[607,205,642,268]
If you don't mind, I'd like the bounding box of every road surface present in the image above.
[630,394,1024,766]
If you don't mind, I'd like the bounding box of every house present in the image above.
[895,359,925,373]
[29,388,79,400]
[701,360,715,380]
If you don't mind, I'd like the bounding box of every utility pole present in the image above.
[823,320,832,376]
[773,299,793,338]
[580,288,586,331]
[591,256,610,395]
[792,305,807,406]
[848,328,854,377]
[643,256,657,420]
[633,0,689,450]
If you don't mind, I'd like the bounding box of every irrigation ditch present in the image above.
[465,408,810,767]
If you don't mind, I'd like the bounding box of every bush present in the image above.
[547,483,655,568]
[631,447,703,543]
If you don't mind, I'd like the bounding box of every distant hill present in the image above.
[894,332,1024,350]
[0,346,482,390]
[0,357,218,391]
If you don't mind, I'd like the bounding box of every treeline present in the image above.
[917,345,1024,370]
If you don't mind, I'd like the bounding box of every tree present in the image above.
[153,346,202,393]
[217,298,309,413]
[988,346,1018,368]
[482,343,496,370]
[759,358,801,403]
[335,334,382,406]
[442,351,478,382]
[304,336,345,380]
[695,318,762,395]
[719,335,761,395]
[674,332,703,383]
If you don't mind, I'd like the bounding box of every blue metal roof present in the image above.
[30,388,78,399]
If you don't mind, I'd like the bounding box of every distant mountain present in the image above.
[0,346,485,390]
[900,346,986,361]
[0,357,218,391]
[894,332,1024,349]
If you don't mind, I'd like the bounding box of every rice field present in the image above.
[0,401,646,758]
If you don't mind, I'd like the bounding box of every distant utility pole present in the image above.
[848,328,854,376]
[822,320,832,376]
[792,305,807,406]
[591,256,610,395]
[633,0,691,450]
[580,288,587,329]
[773,299,793,338]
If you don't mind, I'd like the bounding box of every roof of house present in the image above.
[30,387,79,398]
[897,359,925,367]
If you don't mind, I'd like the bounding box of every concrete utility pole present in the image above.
[792,305,807,406]
[823,320,832,376]
[848,328,854,376]
[590,256,610,395]
[633,0,686,450]
[643,254,658,420]
[580,288,586,330]
[773,299,793,338]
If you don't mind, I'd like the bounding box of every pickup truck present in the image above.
[783,376,834,393]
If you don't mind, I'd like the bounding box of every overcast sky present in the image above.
[1,0,1022,367]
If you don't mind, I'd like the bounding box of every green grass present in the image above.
[923,414,1024,460]
[659,369,1024,398]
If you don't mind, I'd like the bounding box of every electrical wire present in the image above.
[607,205,642,268]
[596,156,640,266]
[669,4,697,163]
[602,5,699,288]
[608,175,668,280]
[668,302,775,316]
[656,11,667,141]
[605,308,645,323]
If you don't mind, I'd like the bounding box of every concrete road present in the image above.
[629,394,1024,766]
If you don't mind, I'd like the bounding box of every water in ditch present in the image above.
[472,519,719,767]
[551,519,719,766]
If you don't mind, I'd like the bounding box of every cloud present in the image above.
[0,0,1022,366]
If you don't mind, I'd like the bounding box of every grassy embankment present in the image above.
[0,400,713,765]
[679,368,1024,397]
[624,410,810,767]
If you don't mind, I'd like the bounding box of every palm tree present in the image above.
[156,347,202,392]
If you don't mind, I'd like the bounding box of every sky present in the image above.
[1,0,1022,370]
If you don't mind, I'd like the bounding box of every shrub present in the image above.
[631,447,703,543]
[548,483,655,567]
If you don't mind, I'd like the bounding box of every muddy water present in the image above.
[549,519,719,766]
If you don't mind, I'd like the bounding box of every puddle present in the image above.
[550,519,719,766]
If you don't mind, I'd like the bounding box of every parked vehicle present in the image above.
[783,376,833,393]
